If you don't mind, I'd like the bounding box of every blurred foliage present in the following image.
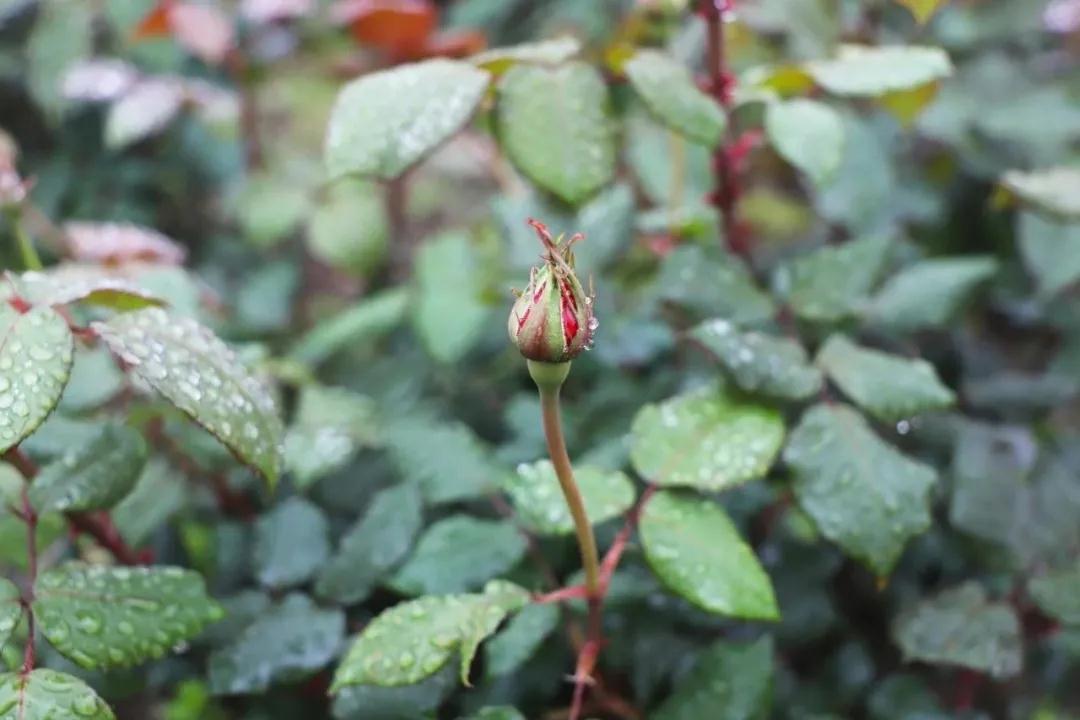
[0,0,1079,718]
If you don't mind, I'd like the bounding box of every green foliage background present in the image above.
[0,0,1078,718]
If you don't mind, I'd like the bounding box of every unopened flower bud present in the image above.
[508,219,597,364]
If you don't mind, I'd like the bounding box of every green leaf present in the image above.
[388,517,526,596]
[690,319,823,401]
[254,497,331,589]
[496,62,616,204]
[289,288,409,366]
[33,562,223,670]
[26,0,92,115]
[630,384,785,491]
[94,308,283,486]
[209,593,345,695]
[655,247,775,324]
[640,490,779,620]
[0,464,65,572]
[1018,213,1080,297]
[283,385,378,489]
[484,602,559,678]
[1001,167,1080,221]
[112,458,187,547]
[867,256,998,329]
[60,348,125,412]
[502,460,635,536]
[29,423,147,513]
[470,35,580,70]
[326,59,490,181]
[784,404,937,575]
[316,484,424,604]
[330,580,530,691]
[0,305,74,454]
[384,416,501,504]
[0,669,114,720]
[6,266,164,310]
[461,709,526,720]
[894,0,946,23]
[306,178,388,276]
[765,99,844,184]
[624,50,725,146]
[412,232,490,364]
[653,636,773,720]
[332,666,455,720]
[1029,566,1080,626]
[806,45,952,97]
[0,579,21,651]
[893,583,1022,678]
[816,335,954,421]
[777,235,892,322]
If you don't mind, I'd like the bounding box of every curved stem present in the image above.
[538,383,600,598]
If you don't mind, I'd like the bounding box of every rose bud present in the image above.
[508,218,597,364]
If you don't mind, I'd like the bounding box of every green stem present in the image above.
[534,370,600,597]
[10,212,42,271]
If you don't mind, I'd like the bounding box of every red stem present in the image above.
[699,0,750,259]
[18,481,36,675]
[5,448,145,565]
[952,669,980,711]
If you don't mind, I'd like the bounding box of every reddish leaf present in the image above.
[423,29,487,59]
[332,0,437,61]
[132,0,176,39]
[64,222,187,266]
[169,3,236,65]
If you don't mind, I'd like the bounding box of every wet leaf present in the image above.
[412,232,490,364]
[765,98,844,184]
[484,603,559,678]
[893,583,1022,678]
[1028,566,1080,626]
[330,580,529,690]
[690,319,823,401]
[496,62,615,204]
[0,579,21,650]
[316,484,424,604]
[388,516,526,596]
[113,458,187,547]
[624,50,725,146]
[776,235,892,322]
[0,669,114,720]
[283,385,378,488]
[653,636,773,720]
[29,423,147,513]
[1000,167,1080,221]
[1018,213,1080,297]
[502,460,635,536]
[384,415,500,504]
[867,256,998,329]
[33,563,223,670]
[630,384,785,491]
[640,490,779,619]
[462,709,526,720]
[470,37,581,75]
[94,308,283,486]
[332,665,455,719]
[6,266,164,310]
[806,45,952,97]
[816,335,954,421]
[209,593,344,695]
[655,247,776,324]
[254,497,330,589]
[784,404,937,575]
[0,305,74,454]
[326,59,490,181]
